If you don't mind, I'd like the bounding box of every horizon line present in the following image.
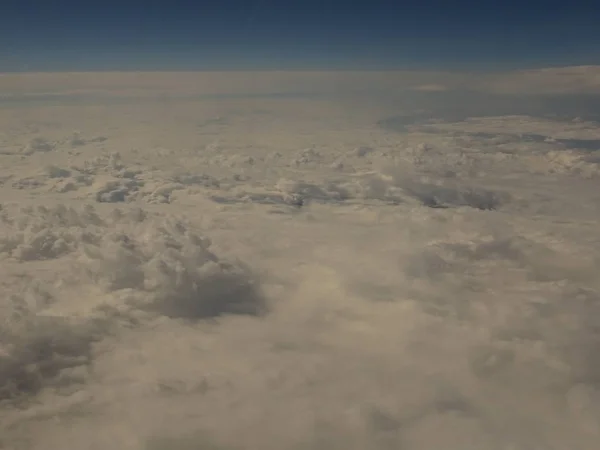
[2,64,600,76]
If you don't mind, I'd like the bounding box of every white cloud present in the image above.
[0,71,599,449]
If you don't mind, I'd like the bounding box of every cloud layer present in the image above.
[0,69,599,449]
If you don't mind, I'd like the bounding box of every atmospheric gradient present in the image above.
[1,2,600,450]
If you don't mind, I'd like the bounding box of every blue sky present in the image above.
[1,0,598,71]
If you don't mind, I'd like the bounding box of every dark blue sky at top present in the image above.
[0,0,599,71]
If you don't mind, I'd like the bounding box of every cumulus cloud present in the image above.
[0,70,599,450]
[0,204,265,410]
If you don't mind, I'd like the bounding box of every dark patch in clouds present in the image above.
[378,92,600,132]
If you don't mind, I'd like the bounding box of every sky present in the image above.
[1,0,599,72]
